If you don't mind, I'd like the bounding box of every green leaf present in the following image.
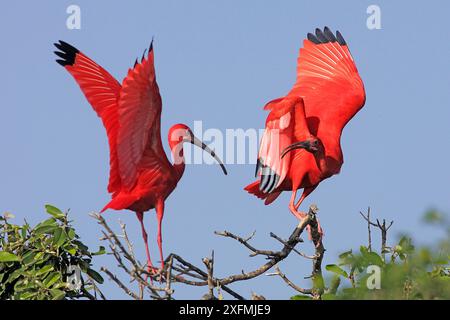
[366,252,384,266]
[321,293,337,300]
[65,246,77,256]
[52,228,67,248]
[326,264,349,278]
[7,269,23,283]
[339,250,353,260]
[36,217,57,228]
[50,289,65,300]
[21,225,28,239]
[19,291,37,300]
[0,251,20,262]
[87,268,104,284]
[45,205,65,219]
[360,245,369,255]
[34,225,58,235]
[290,295,312,300]
[21,250,36,265]
[36,265,54,277]
[43,272,61,288]
[67,228,76,240]
[91,246,106,256]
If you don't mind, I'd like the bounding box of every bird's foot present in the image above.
[143,264,161,284]
[292,209,324,245]
[291,209,308,220]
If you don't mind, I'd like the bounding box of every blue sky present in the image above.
[1,1,449,299]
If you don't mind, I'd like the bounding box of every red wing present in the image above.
[116,43,164,191]
[256,96,310,193]
[54,41,122,195]
[288,27,366,135]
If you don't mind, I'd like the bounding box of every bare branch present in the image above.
[214,230,277,257]
[101,267,141,300]
[268,266,312,295]
[92,204,326,300]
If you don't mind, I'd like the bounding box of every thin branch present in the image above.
[360,207,373,251]
[170,254,245,300]
[202,251,216,300]
[268,266,312,295]
[269,232,315,259]
[92,204,326,300]
[214,230,277,257]
[358,210,394,261]
[101,267,140,300]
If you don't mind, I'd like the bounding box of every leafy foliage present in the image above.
[0,205,105,300]
[292,211,450,300]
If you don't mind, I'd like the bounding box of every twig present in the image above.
[213,208,314,286]
[358,209,394,261]
[170,254,245,300]
[101,267,140,300]
[268,266,312,295]
[377,218,394,260]
[202,251,216,300]
[360,207,373,251]
[214,230,277,258]
[270,232,315,259]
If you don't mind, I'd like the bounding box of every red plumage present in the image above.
[55,41,227,272]
[245,27,366,233]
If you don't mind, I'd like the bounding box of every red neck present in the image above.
[169,140,186,180]
[314,132,343,175]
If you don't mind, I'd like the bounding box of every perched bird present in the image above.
[245,27,366,236]
[54,40,227,272]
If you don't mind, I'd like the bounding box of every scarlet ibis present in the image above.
[245,27,366,237]
[54,40,227,271]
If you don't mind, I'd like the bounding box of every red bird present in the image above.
[54,41,227,271]
[245,27,366,236]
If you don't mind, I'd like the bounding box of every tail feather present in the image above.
[244,181,282,205]
[100,192,138,213]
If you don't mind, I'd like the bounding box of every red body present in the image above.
[245,27,366,220]
[54,41,226,270]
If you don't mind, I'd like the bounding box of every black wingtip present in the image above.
[323,26,337,42]
[53,40,79,66]
[315,28,328,43]
[258,165,280,194]
[255,159,262,177]
[141,48,148,62]
[307,32,321,44]
[336,30,347,46]
[307,27,346,46]
[149,37,154,52]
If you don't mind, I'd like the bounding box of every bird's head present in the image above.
[281,136,321,159]
[168,124,227,175]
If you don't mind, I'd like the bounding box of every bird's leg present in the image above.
[136,212,156,281]
[155,200,165,271]
[291,186,323,242]
[289,190,307,220]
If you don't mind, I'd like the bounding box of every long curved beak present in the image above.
[184,133,228,175]
[281,141,313,159]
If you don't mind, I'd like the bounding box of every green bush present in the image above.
[0,205,105,300]
[292,210,450,300]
